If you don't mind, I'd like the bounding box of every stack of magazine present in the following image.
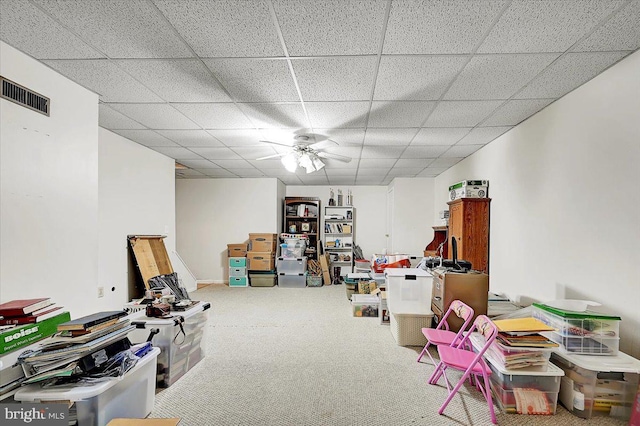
[490,317,559,370]
[17,311,142,385]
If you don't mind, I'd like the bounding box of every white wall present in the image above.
[434,50,640,358]
[388,178,435,256]
[98,128,176,305]
[0,42,99,318]
[285,185,388,260]
[176,178,281,282]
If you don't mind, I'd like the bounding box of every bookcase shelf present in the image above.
[322,205,355,278]
[284,197,320,260]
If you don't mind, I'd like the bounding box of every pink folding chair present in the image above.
[416,300,474,364]
[428,315,499,424]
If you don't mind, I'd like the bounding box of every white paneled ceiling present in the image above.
[1,0,638,184]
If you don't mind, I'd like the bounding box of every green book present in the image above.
[0,311,71,355]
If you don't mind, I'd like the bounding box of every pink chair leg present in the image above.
[416,342,431,362]
[427,361,445,385]
[437,370,472,415]
[482,372,497,424]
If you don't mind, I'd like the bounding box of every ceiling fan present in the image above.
[257,135,352,173]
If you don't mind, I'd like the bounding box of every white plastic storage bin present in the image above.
[278,273,307,288]
[277,257,307,274]
[469,333,563,415]
[389,312,433,346]
[384,268,432,315]
[14,347,159,426]
[280,241,306,258]
[128,302,210,387]
[351,294,379,317]
[551,351,640,421]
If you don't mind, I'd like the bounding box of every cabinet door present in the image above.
[448,201,463,259]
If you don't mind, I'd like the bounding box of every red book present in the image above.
[0,298,51,317]
[0,306,63,325]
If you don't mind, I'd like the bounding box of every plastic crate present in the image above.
[306,275,322,287]
[389,312,433,346]
[276,257,307,274]
[351,294,379,317]
[229,257,246,267]
[249,272,276,287]
[229,267,246,277]
[280,242,306,258]
[278,273,306,288]
[229,276,248,287]
[551,351,640,421]
[15,347,160,426]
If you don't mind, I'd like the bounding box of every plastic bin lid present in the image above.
[128,301,208,325]
[390,310,433,318]
[384,268,430,277]
[14,347,160,402]
[552,350,640,373]
[532,303,621,320]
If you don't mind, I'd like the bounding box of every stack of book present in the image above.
[0,298,66,326]
[17,310,134,385]
[490,317,559,370]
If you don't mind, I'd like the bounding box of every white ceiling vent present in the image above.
[1,76,50,116]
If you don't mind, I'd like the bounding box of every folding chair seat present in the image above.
[416,300,474,364]
[427,315,498,424]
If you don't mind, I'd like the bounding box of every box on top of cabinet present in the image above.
[448,180,489,201]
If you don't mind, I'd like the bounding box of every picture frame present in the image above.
[301,223,310,232]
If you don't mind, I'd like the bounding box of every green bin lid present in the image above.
[532,303,621,320]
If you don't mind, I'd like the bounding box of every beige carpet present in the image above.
[151,284,628,426]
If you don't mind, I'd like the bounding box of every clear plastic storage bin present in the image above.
[351,294,379,317]
[278,273,307,288]
[15,347,160,426]
[384,268,432,315]
[276,257,307,274]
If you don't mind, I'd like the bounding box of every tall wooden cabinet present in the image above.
[283,197,320,260]
[447,198,491,273]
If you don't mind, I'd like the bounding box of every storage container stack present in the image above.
[276,237,307,288]
[247,234,277,287]
[227,243,248,287]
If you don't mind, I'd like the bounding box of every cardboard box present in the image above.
[0,311,71,355]
[249,233,277,252]
[319,254,331,286]
[227,243,248,257]
[247,251,275,271]
[448,180,489,201]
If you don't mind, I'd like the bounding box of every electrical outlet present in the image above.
[97,287,104,298]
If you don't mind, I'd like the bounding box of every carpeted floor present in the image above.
[151,284,628,425]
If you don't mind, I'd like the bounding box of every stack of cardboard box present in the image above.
[247,233,277,272]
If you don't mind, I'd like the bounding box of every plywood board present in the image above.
[128,235,174,289]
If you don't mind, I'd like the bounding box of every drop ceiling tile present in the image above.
[279,176,304,184]
[360,145,406,158]
[232,146,280,159]
[395,159,431,168]
[384,0,507,54]
[388,167,424,177]
[112,129,178,147]
[329,177,357,185]
[99,104,146,129]
[417,167,448,177]
[204,59,298,102]
[478,0,624,53]
[251,160,285,169]
[199,169,238,177]
[109,104,199,129]
[298,175,330,185]
[256,168,294,177]
[457,127,511,145]
[442,145,484,157]
[43,60,164,102]
[173,103,253,129]
[368,101,436,127]
[425,101,503,127]
[374,56,468,100]
[155,130,224,147]
[226,168,267,177]
[429,157,464,168]
[213,159,254,168]
[312,129,366,146]
[34,0,193,58]
[272,0,386,55]
[153,0,283,57]
[238,103,310,128]
[207,130,264,147]
[516,52,629,99]
[189,147,242,160]
[574,1,640,52]
[401,145,449,159]
[176,169,207,178]
[363,129,419,145]
[116,60,230,103]
[323,158,358,169]
[305,102,370,128]
[358,159,397,168]
[258,129,302,145]
[483,99,554,126]
[0,0,103,59]
[355,176,384,185]
[292,57,377,101]
[444,54,559,100]
[320,146,363,160]
[412,128,470,145]
[151,147,203,160]
[357,168,391,177]
[178,159,220,169]
[325,168,357,177]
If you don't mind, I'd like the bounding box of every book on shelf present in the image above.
[0,298,52,317]
[0,306,64,325]
[57,310,128,332]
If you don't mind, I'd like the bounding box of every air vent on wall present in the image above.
[1,76,50,116]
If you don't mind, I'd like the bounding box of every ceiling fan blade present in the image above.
[317,152,352,163]
[256,152,287,160]
[259,140,295,148]
[308,139,338,151]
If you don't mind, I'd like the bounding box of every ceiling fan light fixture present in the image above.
[312,155,325,171]
[281,152,298,173]
[299,152,316,173]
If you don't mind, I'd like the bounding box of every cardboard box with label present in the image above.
[248,233,277,252]
[449,180,489,201]
[247,251,276,271]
